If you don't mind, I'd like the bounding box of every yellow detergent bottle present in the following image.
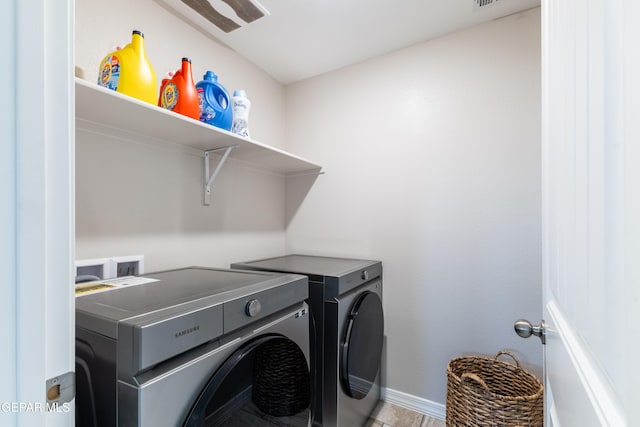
[97,30,157,104]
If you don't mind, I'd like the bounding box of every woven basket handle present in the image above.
[494,350,521,369]
[460,373,491,393]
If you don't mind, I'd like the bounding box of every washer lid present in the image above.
[76,267,307,339]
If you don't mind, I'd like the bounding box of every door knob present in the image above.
[514,319,546,345]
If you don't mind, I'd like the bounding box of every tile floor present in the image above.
[367,401,446,427]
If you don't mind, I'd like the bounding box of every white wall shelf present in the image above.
[75,78,323,176]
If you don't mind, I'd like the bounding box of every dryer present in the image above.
[231,255,384,427]
[75,267,311,427]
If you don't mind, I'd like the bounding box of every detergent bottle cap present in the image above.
[182,57,191,63]
[204,70,218,81]
[233,89,248,98]
[132,30,144,38]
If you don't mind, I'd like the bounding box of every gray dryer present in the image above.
[231,255,384,427]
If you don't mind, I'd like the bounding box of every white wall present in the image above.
[75,0,289,271]
[285,8,542,405]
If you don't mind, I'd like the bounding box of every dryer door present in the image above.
[341,291,384,399]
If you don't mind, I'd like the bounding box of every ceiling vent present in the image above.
[474,0,501,8]
[157,0,270,35]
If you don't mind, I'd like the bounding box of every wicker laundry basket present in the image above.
[446,350,543,427]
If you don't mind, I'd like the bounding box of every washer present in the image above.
[75,267,311,427]
[231,255,384,427]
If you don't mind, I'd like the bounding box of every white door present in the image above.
[0,0,75,426]
[540,0,640,426]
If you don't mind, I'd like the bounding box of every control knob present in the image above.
[245,299,262,317]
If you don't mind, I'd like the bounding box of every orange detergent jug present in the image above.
[97,30,157,105]
[158,58,200,120]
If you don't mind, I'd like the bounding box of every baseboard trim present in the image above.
[381,387,446,421]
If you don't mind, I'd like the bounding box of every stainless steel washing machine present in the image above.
[231,255,384,427]
[75,267,311,427]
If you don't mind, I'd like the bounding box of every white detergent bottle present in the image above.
[231,89,251,137]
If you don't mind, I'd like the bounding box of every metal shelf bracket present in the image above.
[204,145,235,206]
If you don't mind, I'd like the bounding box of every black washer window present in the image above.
[341,291,384,399]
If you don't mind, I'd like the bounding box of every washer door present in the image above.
[183,334,310,427]
[341,291,384,399]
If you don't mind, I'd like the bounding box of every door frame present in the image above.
[0,0,75,425]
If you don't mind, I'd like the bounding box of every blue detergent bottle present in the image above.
[196,71,233,131]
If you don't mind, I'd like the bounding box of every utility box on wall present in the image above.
[75,255,144,283]
[112,255,145,277]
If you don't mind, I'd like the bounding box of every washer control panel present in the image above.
[223,277,308,333]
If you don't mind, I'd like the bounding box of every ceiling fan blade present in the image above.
[222,0,265,23]
[182,0,241,32]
